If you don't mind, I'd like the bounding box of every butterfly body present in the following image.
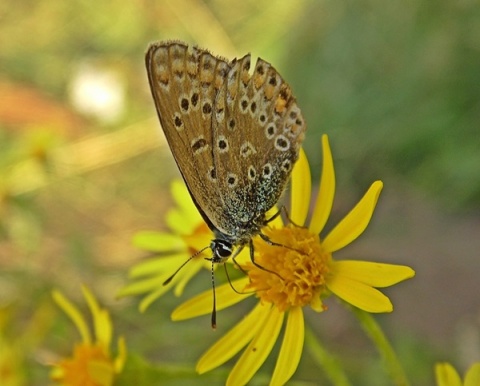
[145,40,306,263]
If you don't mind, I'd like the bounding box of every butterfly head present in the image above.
[210,239,233,263]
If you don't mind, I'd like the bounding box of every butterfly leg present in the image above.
[230,245,248,275]
[259,228,307,256]
[247,238,284,279]
[266,205,305,228]
[222,263,247,295]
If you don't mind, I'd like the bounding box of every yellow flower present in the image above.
[51,286,126,386]
[172,135,415,386]
[435,362,480,386]
[118,179,231,312]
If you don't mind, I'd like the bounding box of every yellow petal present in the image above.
[82,286,112,353]
[327,274,393,313]
[128,253,189,278]
[182,231,212,254]
[465,363,480,386]
[290,148,311,225]
[117,274,170,298]
[323,180,383,253]
[271,307,304,385]
[331,261,415,288]
[265,206,284,229]
[435,363,462,386]
[166,208,196,234]
[310,295,325,312]
[196,303,268,373]
[167,180,203,234]
[97,310,113,354]
[114,336,127,373]
[173,258,206,297]
[171,179,202,221]
[132,231,185,252]
[309,135,335,234]
[172,277,251,320]
[227,306,285,386]
[52,290,91,344]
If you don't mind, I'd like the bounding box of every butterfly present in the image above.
[145,41,306,327]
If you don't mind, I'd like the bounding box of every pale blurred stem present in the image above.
[351,306,411,386]
[305,325,352,386]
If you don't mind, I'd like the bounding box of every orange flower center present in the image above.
[53,343,114,386]
[244,225,331,312]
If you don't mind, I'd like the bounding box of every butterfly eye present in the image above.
[213,240,232,259]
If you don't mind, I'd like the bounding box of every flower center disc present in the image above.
[245,225,330,312]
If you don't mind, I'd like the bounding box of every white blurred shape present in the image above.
[69,60,125,124]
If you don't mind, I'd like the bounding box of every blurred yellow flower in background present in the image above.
[435,362,480,386]
[51,286,126,386]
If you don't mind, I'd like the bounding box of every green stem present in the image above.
[305,325,352,386]
[351,307,411,386]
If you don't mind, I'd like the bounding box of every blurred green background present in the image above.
[1,0,479,385]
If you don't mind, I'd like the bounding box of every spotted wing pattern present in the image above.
[211,54,306,238]
[145,41,232,231]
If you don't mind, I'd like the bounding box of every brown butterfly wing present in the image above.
[145,41,232,232]
[211,55,306,238]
